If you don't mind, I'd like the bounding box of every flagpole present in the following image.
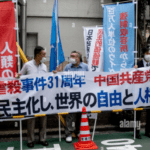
[134,0,138,140]
[15,0,20,72]
[56,0,59,66]
[135,0,138,66]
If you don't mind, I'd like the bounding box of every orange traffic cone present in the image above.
[73,106,98,150]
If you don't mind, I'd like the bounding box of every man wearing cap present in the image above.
[53,51,89,143]
[135,47,150,138]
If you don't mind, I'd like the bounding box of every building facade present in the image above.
[25,0,112,63]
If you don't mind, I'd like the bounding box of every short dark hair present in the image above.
[34,46,45,58]
[71,51,82,62]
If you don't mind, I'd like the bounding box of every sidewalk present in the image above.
[0,130,149,150]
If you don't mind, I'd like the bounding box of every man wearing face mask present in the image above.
[63,51,89,143]
[134,47,150,139]
[16,46,49,148]
[64,51,89,72]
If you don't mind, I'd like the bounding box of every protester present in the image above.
[53,51,89,143]
[16,46,49,148]
[134,47,150,138]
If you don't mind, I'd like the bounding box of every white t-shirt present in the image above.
[20,59,47,75]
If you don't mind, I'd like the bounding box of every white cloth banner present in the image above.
[83,26,103,72]
[0,67,150,118]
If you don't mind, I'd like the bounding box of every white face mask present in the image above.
[144,55,150,62]
[40,57,46,63]
[69,58,76,64]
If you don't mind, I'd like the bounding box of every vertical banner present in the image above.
[84,27,103,72]
[103,3,135,72]
[84,27,95,65]
[0,2,17,77]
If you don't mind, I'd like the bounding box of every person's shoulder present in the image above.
[80,62,89,71]
[65,63,72,68]
[137,59,143,67]
[81,62,88,68]
[137,59,143,64]
[81,62,88,66]
[41,63,47,72]
[42,63,47,67]
[23,60,33,66]
[20,60,33,75]
[64,63,72,71]
[26,60,34,65]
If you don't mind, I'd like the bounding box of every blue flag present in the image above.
[50,0,65,72]
[103,3,135,72]
[57,0,65,65]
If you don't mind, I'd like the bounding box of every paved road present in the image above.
[0,130,149,150]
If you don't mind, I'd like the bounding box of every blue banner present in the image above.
[103,3,135,72]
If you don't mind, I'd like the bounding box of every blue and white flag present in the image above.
[50,0,65,72]
[103,3,135,72]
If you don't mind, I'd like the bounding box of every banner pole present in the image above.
[134,0,138,140]
[92,117,97,141]
[135,0,138,65]
[15,2,22,148]
[101,0,134,6]
[20,119,22,150]
[56,0,62,141]
[134,110,136,139]
[15,0,20,72]
[56,0,59,66]
[59,115,61,142]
